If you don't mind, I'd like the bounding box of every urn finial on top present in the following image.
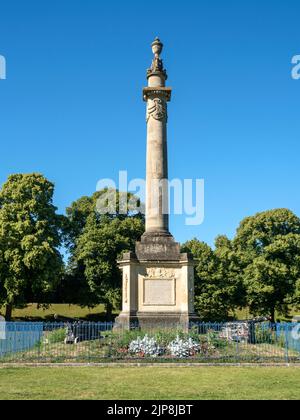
[147,37,167,81]
[152,37,163,58]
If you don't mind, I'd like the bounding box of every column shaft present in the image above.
[145,93,169,233]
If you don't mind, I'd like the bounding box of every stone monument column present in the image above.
[144,37,171,235]
[136,38,180,261]
[116,38,199,330]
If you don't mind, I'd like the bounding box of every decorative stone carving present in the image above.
[147,37,168,80]
[124,275,128,304]
[146,267,175,279]
[143,88,172,102]
[147,98,167,122]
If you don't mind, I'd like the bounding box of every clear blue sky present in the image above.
[0,0,299,246]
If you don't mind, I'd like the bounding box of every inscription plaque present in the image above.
[143,278,176,306]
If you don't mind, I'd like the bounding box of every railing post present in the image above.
[236,336,240,363]
[38,323,41,363]
[284,323,290,364]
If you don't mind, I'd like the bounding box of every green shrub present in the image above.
[255,327,276,344]
[206,330,227,349]
[254,326,286,348]
[104,328,223,358]
[45,328,66,344]
[153,329,187,347]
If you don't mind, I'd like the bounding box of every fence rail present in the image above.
[0,321,299,364]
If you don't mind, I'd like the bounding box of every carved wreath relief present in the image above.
[147,98,167,122]
[146,267,175,279]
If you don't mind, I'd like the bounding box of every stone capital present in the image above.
[143,87,172,102]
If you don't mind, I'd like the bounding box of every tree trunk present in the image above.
[270,307,276,324]
[105,302,113,321]
[5,304,13,322]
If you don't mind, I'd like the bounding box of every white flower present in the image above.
[168,336,201,359]
[129,335,163,357]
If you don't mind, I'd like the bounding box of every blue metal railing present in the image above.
[0,321,299,363]
[0,323,43,356]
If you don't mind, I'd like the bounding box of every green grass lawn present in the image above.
[0,304,117,322]
[231,307,300,322]
[0,367,299,400]
[1,304,298,322]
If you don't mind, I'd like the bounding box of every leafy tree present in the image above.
[233,209,300,322]
[182,239,218,320]
[213,235,246,315]
[182,238,244,321]
[65,189,145,318]
[0,174,64,320]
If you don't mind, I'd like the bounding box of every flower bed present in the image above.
[1,323,299,364]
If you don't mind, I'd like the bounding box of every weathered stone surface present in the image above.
[135,232,181,261]
[115,256,199,330]
[115,39,200,330]
[144,37,171,235]
[115,312,200,332]
[143,278,176,306]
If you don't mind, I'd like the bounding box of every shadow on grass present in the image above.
[10,313,118,323]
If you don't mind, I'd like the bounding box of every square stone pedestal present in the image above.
[115,239,199,330]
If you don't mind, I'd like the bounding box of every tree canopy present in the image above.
[63,189,145,317]
[182,237,245,321]
[0,174,64,320]
[233,209,300,322]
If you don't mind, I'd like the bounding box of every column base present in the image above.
[114,312,200,331]
[135,232,181,261]
[117,244,198,332]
